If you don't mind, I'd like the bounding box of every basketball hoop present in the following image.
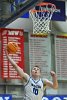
[29,2,56,34]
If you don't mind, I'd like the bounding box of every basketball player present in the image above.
[6,50,58,100]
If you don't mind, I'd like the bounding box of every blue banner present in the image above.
[42,95,67,100]
[35,0,66,21]
[44,0,66,21]
[22,0,65,21]
[0,94,12,100]
[11,0,65,21]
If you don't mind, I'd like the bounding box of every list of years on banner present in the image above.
[1,28,24,79]
[55,35,67,80]
[29,34,51,79]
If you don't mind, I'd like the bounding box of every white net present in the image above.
[29,3,56,34]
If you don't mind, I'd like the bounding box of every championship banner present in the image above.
[29,34,51,79]
[1,28,25,79]
[0,94,12,100]
[55,34,67,80]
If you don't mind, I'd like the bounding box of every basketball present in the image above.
[7,42,19,54]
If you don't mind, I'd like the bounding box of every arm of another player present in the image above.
[5,49,29,81]
[44,71,58,89]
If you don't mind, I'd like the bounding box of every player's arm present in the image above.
[5,50,29,81]
[44,71,58,89]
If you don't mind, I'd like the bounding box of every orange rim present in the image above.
[30,2,56,13]
[37,2,56,7]
[30,9,50,13]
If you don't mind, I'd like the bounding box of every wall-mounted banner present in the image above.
[21,0,66,21]
[42,95,67,100]
[0,94,12,100]
[38,0,66,21]
[55,35,67,80]
[11,0,65,20]
[0,28,25,79]
[29,34,51,80]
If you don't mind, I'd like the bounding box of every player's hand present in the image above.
[50,71,56,77]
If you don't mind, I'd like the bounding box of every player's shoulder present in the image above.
[42,78,49,85]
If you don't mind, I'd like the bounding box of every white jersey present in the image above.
[24,77,44,100]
